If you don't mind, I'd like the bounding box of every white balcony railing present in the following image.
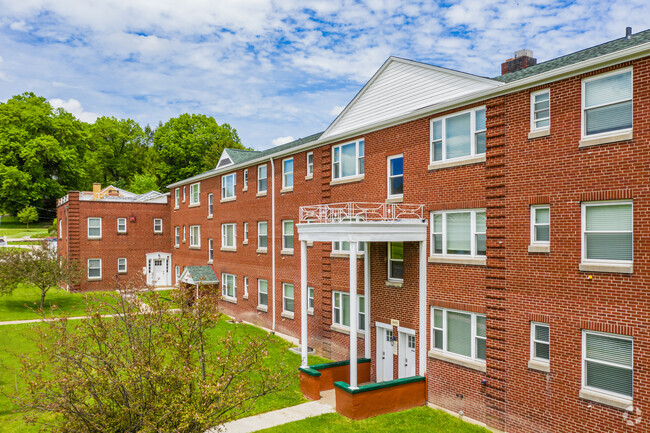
[299,202,425,224]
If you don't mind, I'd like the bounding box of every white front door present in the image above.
[398,328,416,378]
[146,253,171,286]
[376,324,394,382]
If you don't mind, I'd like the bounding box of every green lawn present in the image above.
[0,315,330,432]
[0,285,119,322]
[0,216,52,239]
[260,407,490,433]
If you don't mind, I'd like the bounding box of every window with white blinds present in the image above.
[530,322,550,362]
[531,89,550,131]
[583,331,633,399]
[582,202,632,263]
[531,205,550,245]
[222,273,236,299]
[431,308,486,362]
[582,69,632,137]
[431,107,486,163]
[221,173,236,199]
[332,291,366,331]
[431,210,486,257]
[222,223,236,249]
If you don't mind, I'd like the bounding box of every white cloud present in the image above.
[9,20,29,31]
[272,136,295,146]
[49,98,98,123]
[329,105,345,116]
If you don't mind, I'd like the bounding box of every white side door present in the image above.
[398,328,416,378]
[376,323,394,382]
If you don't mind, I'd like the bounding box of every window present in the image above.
[87,259,102,280]
[183,186,186,202]
[117,218,127,234]
[190,182,200,205]
[431,308,486,361]
[117,258,127,273]
[582,331,633,400]
[258,279,268,307]
[582,69,632,138]
[59,219,63,239]
[221,173,236,199]
[531,205,550,245]
[244,222,249,244]
[258,221,268,250]
[582,201,632,264]
[244,277,249,298]
[430,108,486,163]
[282,158,294,189]
[222,273,236,299]
[283,283,294,313]
[531,322,550,363]
[388,242,404,281]
[333,139,364,180]
[306,152,314,178]
[282,220,294,251]
[430,210,486,257]
[154,218,163,234]
[175,265,180,283]
[332,291,366,331]
[243,169,248,190]
[258,164,267,193]
[208,239,213,262]
[88,217,102,239]
[175,188,180,208]
[183,226,186,243]
[531,89,550,131]
[189,225,201,248]
[175,227,180,247]
[308,287,314,312]
[208,193,213,217]
[332,241,365,254]
[387,154,403,199]
[222,223,236,249]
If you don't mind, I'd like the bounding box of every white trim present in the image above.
[243,222,249,244]
[387,154,403,200]
[530,88,550,133]
[581,200,633,267]
[174,226,180,247]
[257,164,268,194]
[258,278,268,308]
[189,182,200,206]
[208,238,214,263]
[430,307,486,365]
[221,172,236,200]
[117,257,127,274]
[332,291,366,333]
[430,209,486,259]
[258,221,268,250]
[189,225,201,248]
[221,273,237,301]
[332,139,364,181]
[530,205,550,247]
[530,322,550,365]
[221,223,236,250]
[306,151,314,179]
[174,188,180,209]
[581,67,633,141]
[207,193,213,217]
[154,218,163,234]
[430,106,486,164]
[87,258,102,280]
[387,242,403,282]
[117,218,127,234]
[243,169,249,191]
[282,282,295,314]
[282,220,294,252]
[282,157,294,190]
[87,217,102,239]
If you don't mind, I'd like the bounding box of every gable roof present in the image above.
[495,29,650,83]
[180,266,219,285]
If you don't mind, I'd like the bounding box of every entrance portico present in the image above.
[296,202,428,391]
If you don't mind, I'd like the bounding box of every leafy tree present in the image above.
[14,277,294,432]
[154,114,248,187]
[17,206,38,229]
[0,246,82,308]
[128,173,159,194]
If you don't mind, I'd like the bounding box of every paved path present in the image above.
[0,309,182,326]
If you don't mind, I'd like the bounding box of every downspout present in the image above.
[270,157,276,332]
[64,205,70,292]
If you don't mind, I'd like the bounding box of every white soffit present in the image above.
[322,57,502,140]
[297,221,428,243]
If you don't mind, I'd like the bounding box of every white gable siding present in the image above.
[323,59,500,139]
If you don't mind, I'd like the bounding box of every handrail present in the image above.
[299,202,425,223]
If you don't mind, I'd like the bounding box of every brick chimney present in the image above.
[501,49,537,75]
[92,183,101,200]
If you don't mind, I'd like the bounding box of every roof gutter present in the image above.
[167,41,650,189]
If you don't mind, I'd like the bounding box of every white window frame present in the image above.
[183,226,186,243]
[282,220,294,252]
[189,225,201,248]
[530,89,550,132]
[283,283,294,314]
[430,209,486,257]
[581,68,633,140]
[174,188,180,208]
[581,201,633,266]
[222,273,236,300]
[117,218,127,234]
[582,330,633,401]
[430,307,486,363]
[306,152,314,179]
[221,223,236,249]
[208,238,213,262]
[530,205,550,246]
[530,322,550,364]
[87,258,102,280]
[332,291,366,332]
[332,139,364,181]
[244,276,249,298]
[221,173,236,200]
[59,219,63,239]
[258,279,268,307]
[308,286,314,313]
[154,218,163,234]
[208,193,213,217]
[387,242,404,282]
[189,182,200,205]
[87,217,102,239]
[243,169,249,191]
[117,257,127,274]
[258,221,268,250]
[175,265,180,284]
[332,241,365,255]
[243,222,249,244]
[183,186,186,203]
[387,154,403,199]
[282,157,294,189]
[257,164,268,193]
[430,107,486,164]
[174,227,180,247]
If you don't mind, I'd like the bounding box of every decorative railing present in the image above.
[299,202,425,224]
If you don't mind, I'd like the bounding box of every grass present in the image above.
[260,407,490,433]
[0,216,52,239]
[0,285,119,322]
[6,241,43,246]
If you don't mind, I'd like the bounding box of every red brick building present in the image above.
[59,29,650,432]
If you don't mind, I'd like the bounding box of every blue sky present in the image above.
[0,0,647,150]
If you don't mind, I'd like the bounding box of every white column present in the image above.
[364,241,371,359]
[349,241,358,389]
[418,240,427,376]
[300,240,308,367]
